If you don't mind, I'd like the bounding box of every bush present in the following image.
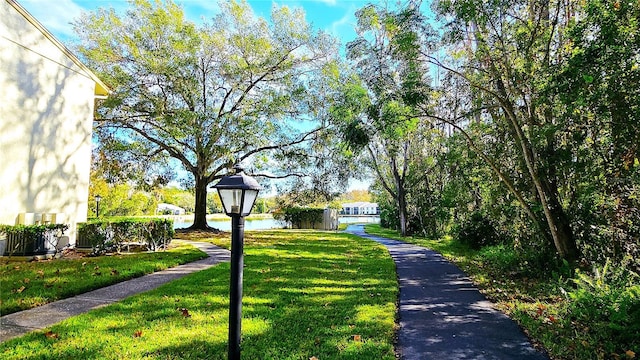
[0,224,69,257]
[379,203,399,231]
[77,218,174,255]
[453,212,502,249]
[478,243,564,278]
[272,207,324,229]
[566,260,640,354]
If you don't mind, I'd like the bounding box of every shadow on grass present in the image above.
[1,230,397,360]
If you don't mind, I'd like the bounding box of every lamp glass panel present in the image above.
[241,189,259,216]
[218,189,243,215]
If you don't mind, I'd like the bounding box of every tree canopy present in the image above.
[76,0,340,229]
[332,0,639,267]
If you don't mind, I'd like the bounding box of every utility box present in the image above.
[17,212,36,225]
[47,213,65,224]
[41,213,53,224]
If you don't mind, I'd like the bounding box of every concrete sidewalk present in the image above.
[346,225,549,360]
[0,241,230,343]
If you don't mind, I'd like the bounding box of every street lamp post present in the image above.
[213,164,261,360]
[95,195,102,218]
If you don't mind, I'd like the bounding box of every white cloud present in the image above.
[315,0,337,6]
[178,0,222,21]
[329,5,359,43]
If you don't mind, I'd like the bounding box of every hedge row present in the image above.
[272,207,324,229]
[77,218,174,255]
[0,224,69,256]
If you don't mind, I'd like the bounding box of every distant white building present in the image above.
[157,203,186,215]
[341,202,379,215]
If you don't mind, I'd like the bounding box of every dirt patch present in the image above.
[58,248,90,259]
[174,228,228,241]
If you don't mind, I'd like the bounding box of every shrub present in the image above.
[77,218,174,255]
[566,259,640,354]
[379,203,399,231]
[478,243,564,278]
[272,207,324,229]
[453,212,502,249]
[0,224,69,257]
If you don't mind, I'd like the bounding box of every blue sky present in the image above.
[19,0,375,48]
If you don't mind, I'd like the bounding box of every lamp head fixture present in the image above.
[213,165,261,217]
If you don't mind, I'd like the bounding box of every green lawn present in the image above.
[0,243,207,315]
[0,230,397,360]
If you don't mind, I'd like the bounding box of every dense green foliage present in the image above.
[0,224,68,240]
[452,212,501,249]
[0,243,206,315]
[77,218,174,254]
[272,206,324,229]
[0,231,396,360]
[365,224,639,359]
[340,0,639,272]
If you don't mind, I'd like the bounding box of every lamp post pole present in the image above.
[213,164,261,360]
[95,195,102,218]
[228,214,244,360]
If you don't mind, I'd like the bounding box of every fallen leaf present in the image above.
[37,270,44,277]
[44,331,58,339]
[13,265,20,270]
[82,262,87,267]
[15,286,26,293]
[353,335,362,342]
[133,330,143,338]
[23,278,30,284]
[626,350,636,359]
[111,269,119,276]
[310,357,318,360]
[180,308,191,317]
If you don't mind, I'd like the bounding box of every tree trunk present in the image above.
[539,177,579,262]
[397,180,408,236]
[190,174,210,230]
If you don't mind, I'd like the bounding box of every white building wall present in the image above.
[0,0,101,244]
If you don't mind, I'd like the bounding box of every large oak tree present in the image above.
[75,0,338,229]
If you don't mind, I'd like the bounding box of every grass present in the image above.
[365,224,640,360]
[0,243,207,315]
[0,230,397,360]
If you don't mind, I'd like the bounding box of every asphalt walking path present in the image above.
[0,241,230,343]
[346,224,549,360]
